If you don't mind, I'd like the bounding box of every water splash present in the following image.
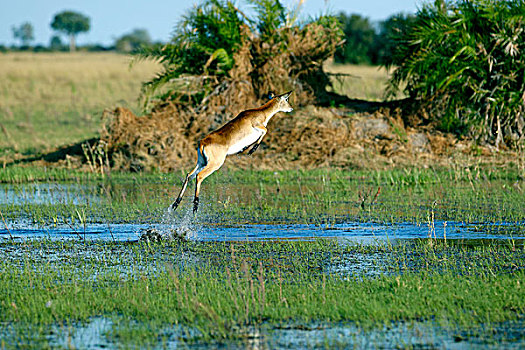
[157,205,200,241]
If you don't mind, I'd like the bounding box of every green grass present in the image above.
[0,239,523,347]
[1,166,523,228]
[1,166,524,347]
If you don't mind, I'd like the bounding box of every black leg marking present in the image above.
[241,144,253,153]
[193,197,199,215]
[171,197,182,210]
[247,143,260,155]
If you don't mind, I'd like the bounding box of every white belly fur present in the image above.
[227,130,261,155]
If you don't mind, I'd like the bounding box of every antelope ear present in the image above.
[280,90,293,100]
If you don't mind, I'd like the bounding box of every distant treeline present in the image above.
[1,28,158,53]
[5,10,158,54]
[0,43,112,53]
[334,12,414,66]
[3,10,412,60]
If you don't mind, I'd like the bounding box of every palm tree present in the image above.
[387,0,525,147]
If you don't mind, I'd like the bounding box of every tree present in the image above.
[115,29,152,53]
[12,22,34,47]
[372,13,415,65]
[334,13,375,64]
[49,35,65,51]
[50,11,90,52]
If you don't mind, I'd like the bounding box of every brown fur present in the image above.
[170,91,293,215]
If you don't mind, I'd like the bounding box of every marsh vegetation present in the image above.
[0,224,524,348]
[1,165,524,347]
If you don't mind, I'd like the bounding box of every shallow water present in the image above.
[7,317,525,349]
[0,183,99,205]
[2,179,524,349]
[1,221,523,349]
[1,219,524,243]
[2,177,524,243]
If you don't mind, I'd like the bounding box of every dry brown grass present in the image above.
[0,52,160,158]
[101,101,481,172]
[100,21,346,171]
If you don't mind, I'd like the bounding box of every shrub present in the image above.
[135,0,343,108]
[102,0,344,171]
[387,0,525,148]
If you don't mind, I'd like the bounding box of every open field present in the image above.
[0,52,160,159]
[324,60,402,101]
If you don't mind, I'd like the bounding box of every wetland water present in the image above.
[1,219,525,242]
[1,175,524,349]
[1,233,523,349]
[27,317,525,349]
[1,179,524,242]
[2,171,524,242]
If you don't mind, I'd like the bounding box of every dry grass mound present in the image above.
[101,19,346,171]
[101,100,487,172]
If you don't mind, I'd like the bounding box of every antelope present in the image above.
[170,91,293,215]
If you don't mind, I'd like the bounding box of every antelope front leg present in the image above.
[247,126,267,155]
[171,174,191,210]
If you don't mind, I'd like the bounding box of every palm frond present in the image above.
[386,0,525,145]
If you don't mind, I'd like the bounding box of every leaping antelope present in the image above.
[170,91,294,215]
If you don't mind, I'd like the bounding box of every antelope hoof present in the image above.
[193,197,199,215]
[171,197,182,211]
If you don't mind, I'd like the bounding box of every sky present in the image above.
[0,0,421,46]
